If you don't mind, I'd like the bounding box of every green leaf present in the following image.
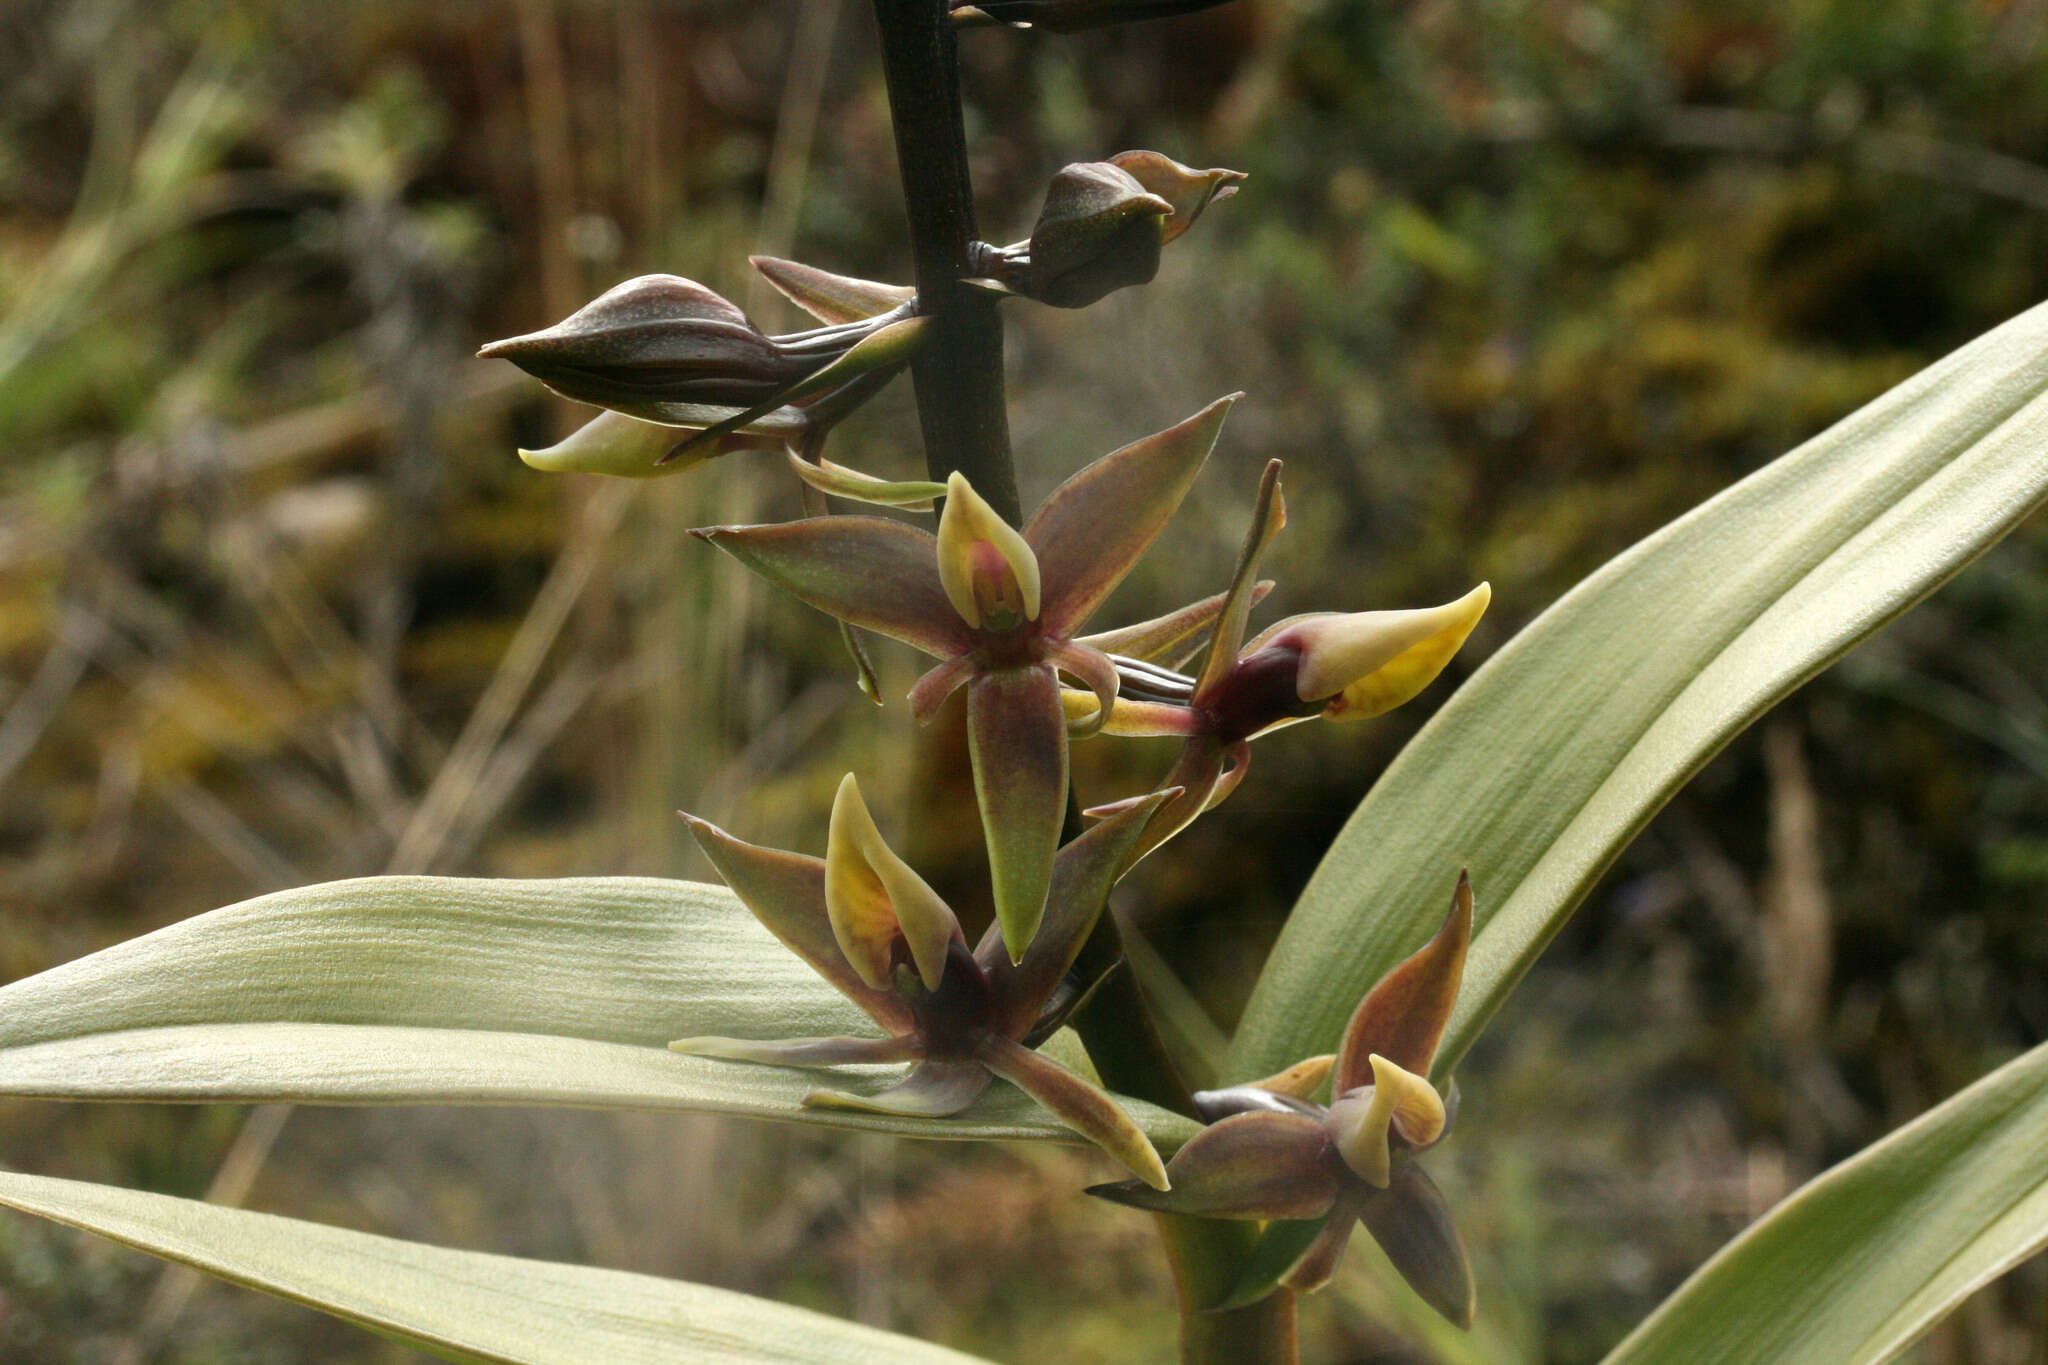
[0,1170,991,1364]
[0,875,1197,1150]
[1231,299,2048,1083]
[1603,1037,2048,1365]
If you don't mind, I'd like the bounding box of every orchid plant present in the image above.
[7,3,2048,1363]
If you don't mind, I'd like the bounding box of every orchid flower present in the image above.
[694,395,1238,959]
[1071,459,1490,863]
[1089,873,1476,1326]
[675,777,1179,1189]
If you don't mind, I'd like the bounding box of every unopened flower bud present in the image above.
[1025,162,1173,308]
[1263,583,1492,721]
[479,274,793,420]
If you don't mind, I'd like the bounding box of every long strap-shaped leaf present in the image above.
[1231,299,2048,1082]
[0,876,1196,1150]
[1602,1037,2048,1364]
[0,1171,991,1364]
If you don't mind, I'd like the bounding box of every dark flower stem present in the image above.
[870,0,1020,519]
[868,5,1294,1358]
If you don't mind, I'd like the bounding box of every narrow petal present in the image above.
[668,1035,917,1066]
[1050,639,1120,738]
[1247,1054,1335,1101]
[1059,691,1199,737]
[1334,872,1473,1091]
[1193,459,1287,705]
[1256,583,1492,719]
[938,472,1042,629]
[1026,395,1238,637]
[693,517,970,658]
[1191,1086,1325,1122]
[751,255,915,324]
[908,656,974,724]
[1076,582,1275,664]
[827,774,961,991]
[1085,1111,1337,1218]
[968,666,1068,961]
[1326,1055,1447,1188]
[978,1033,1168,1189]
[981,790,1176,1036]
[786,447,945,510]
[518,409,742,479]
[804,1059,991,1117]
[681,814,910,1032]
[1359,1163,1475,1329]
[1279,1201,1361,1296]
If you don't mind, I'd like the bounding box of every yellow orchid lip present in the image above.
[824,774,961,991]
[937,472,1043,630]
[1325,1054,1447,1188]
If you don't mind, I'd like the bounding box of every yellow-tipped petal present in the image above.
[1327,1055,1447,1188]
[938,472,1042,629]
[1280,583,1491,720]
[825,774,959,990]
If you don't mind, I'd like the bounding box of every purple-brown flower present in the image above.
[692,395,1238,960]
[675,778,1178,1189]
[1089,873,1477,1327]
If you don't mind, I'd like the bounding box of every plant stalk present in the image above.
[868,5,1295,1358]
[869,0,1019,518]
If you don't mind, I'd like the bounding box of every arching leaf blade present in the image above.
[0,1171,992,1365]
[1602,1038,2048,1365]
[0,876,1196,1150]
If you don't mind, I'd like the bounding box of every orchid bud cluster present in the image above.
[476,153,1241,489]
[483,137,1493,1331]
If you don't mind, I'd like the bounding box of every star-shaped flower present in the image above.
[675,777,1180,1189]
[1089,872,1476,1327]
[693,396,1238,959]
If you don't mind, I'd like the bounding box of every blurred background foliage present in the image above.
[2,0,2047,1360]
